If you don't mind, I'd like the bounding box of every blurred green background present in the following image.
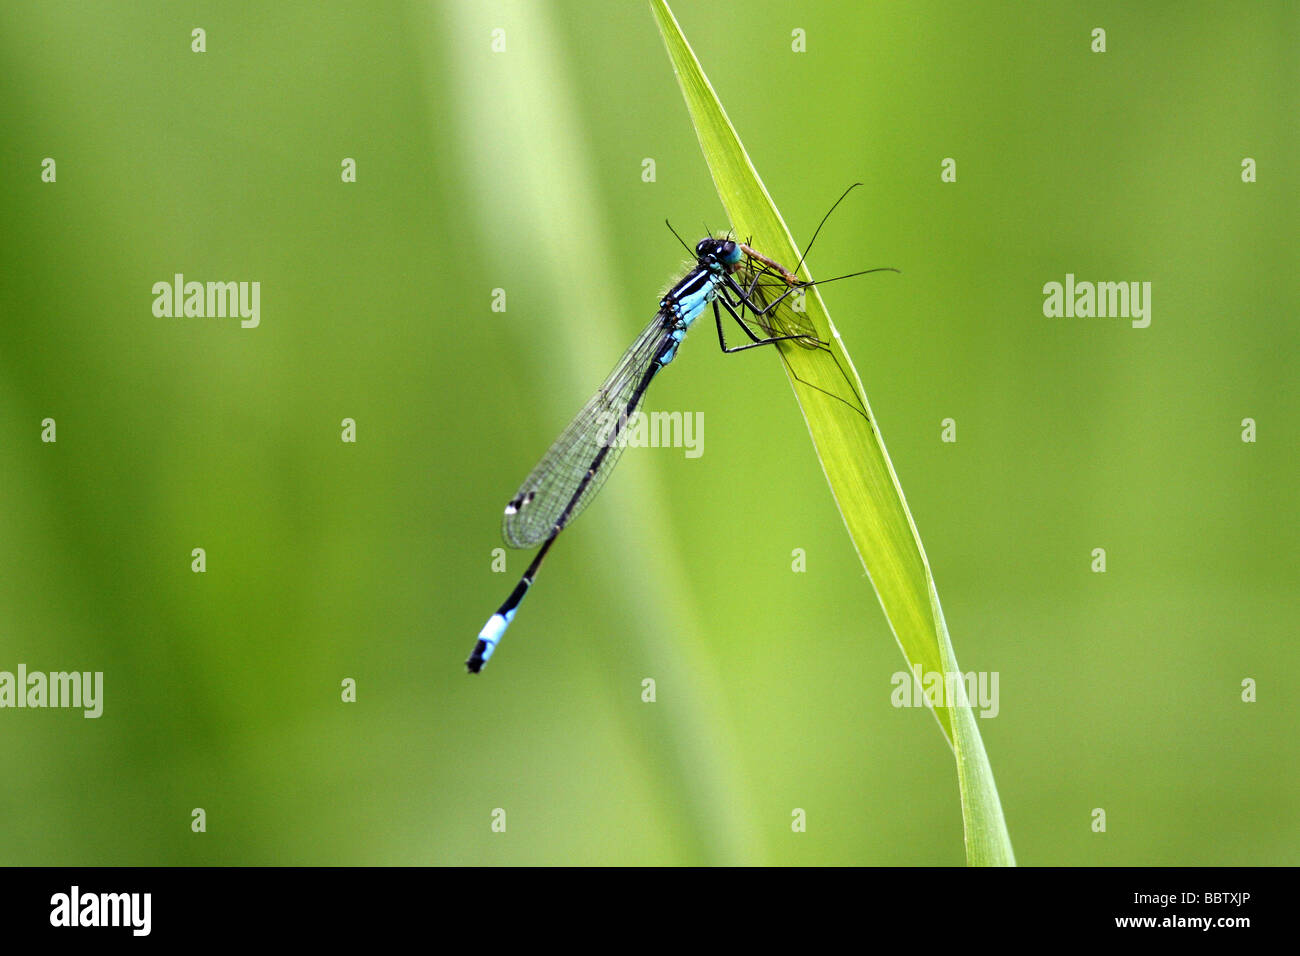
[1,0,1295,865]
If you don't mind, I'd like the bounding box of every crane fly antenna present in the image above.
[791,182,862,278]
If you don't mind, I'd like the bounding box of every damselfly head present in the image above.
[694,237,741,267]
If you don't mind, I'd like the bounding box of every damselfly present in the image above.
[466,188,892,673]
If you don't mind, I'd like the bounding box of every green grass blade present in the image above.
[650,0,1015,866]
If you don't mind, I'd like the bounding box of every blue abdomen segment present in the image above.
[658,326,687,364]
[474,607,516,664]
[467,576,530,673]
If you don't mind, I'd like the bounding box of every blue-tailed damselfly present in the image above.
[467,188,892,672]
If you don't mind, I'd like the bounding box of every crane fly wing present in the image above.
[730,255,822,349]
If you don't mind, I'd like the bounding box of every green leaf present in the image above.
[650,0,1015,866]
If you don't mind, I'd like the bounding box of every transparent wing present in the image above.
[730,256,822,349]
[501,311,672,548]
